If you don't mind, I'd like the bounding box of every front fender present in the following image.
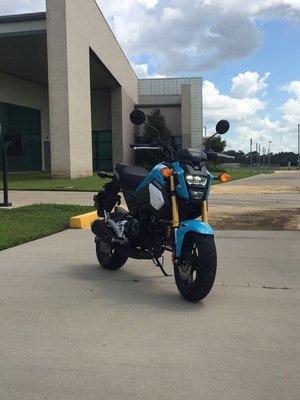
[175,220,214,257]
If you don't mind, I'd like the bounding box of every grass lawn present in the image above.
[213,168,273,184]
[0,169,273,192]
[0,204,95,251]
[0,173,108,192]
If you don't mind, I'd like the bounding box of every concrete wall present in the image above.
[139,95,181,106]
[111,87,135,165]
[181,85,192,149]
[0,72,50,170]
[46,0,138,178]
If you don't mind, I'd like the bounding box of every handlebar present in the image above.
[205,151,235,161]
[130,143,152,148]
[130,143,163,150]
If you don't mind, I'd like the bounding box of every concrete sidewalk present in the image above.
[0,229,299,400]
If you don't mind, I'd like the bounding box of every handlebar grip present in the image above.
[205,151,235,161]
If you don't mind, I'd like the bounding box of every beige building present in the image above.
[0,0,203,178]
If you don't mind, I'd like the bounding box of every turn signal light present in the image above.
[161,167,172,178]
[218,173,231,183]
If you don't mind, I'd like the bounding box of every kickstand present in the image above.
[152,256,172,277]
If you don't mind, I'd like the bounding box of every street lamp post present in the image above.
[0,123,12,207]
[250,138,253,174]
[268,141,272,168]
[298,124,300,168]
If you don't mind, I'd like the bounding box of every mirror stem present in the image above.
[144,121,160,135]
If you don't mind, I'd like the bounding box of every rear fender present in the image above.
[175,220,214,257]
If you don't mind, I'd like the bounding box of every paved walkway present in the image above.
[0,229,299,399]
[3,190,94,208]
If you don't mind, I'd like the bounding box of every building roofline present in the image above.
[0,12,46,24]
[139,77,202,81]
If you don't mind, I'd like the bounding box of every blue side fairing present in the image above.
[172,161,189,200]
[135,163,167,191]
[175,220,214,256]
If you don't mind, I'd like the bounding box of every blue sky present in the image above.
[0,0,299,152]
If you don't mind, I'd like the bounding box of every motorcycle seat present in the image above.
[115,164,148,190]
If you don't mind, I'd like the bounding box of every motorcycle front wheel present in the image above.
[174,234,217,303]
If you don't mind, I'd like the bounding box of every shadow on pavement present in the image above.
[66,261,205,313]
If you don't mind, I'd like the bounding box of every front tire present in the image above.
[174,234,217,303]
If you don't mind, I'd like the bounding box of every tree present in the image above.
[224,150,246,164]
[144,108,172,144]
[136,109,173,169]
[203,135,227,153]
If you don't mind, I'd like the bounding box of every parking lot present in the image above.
[0,228,299,400]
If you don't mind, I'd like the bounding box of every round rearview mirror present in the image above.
[130,109,146,126]
[216,120,230,135]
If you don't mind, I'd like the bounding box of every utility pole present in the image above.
[258,144,261,171]
[268,141,272,168]
[250,138,253,174]
[256,143,258,168]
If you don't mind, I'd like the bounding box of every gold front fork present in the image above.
[202,200,209,223]
[170,174,180,228]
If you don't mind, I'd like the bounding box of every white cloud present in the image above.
[203,79,266,123]
[280,81,300,126]
[203,73,299,153]
[132,63,166,78]
[97,0,300,74]
[138,0,159,9]
[281,80,300,100]
[231,71,270,99]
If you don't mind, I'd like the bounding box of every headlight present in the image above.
[186,175,208,187]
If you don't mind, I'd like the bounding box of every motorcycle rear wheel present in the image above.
[96,238,128,270]
[174,234,217,303]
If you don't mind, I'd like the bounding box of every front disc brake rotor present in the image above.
[178,261,192,281]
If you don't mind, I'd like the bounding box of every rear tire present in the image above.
[96,238,128,271]
[174,234,217,303]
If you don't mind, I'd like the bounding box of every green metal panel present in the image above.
[0,102,42,172]
[92,130,112,171]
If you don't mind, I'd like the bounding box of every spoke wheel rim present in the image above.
[178,243,199,288]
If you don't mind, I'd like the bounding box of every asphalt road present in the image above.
[0,229,299,400]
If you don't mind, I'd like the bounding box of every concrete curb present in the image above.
[69,211,99,229]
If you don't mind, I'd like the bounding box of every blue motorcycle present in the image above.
[92,110,231,302]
